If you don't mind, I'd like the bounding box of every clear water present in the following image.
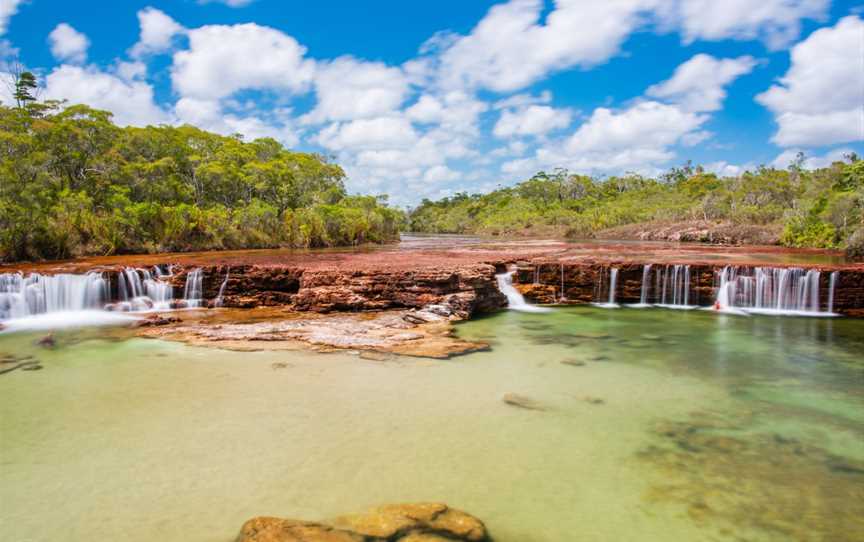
[0,308,862,542]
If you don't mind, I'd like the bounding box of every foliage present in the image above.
[410,160,864,255]
[0,103,402,262]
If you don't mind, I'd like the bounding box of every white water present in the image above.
[183,269,204,308]
[714,266,837,316]
[496,271,550,313]
[0,266,195,333]
[0,272,108,320]
[655,264,694,309]
[214,269,230,308]
[594,267,620,308]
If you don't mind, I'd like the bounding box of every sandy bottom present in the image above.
[0,307,862,542]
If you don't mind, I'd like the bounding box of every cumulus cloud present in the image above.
[171,23,314,100]
[434,0,652,92]
[664,0,829,50]
[302,57,409,124]
[43,65,171,126]
[757,16,864,147]
[646,54,757,112]
[424,0,825,94]
[130,7,186,58]
[48,23,89,64]
[315,116,418,152]
[175,97,298,145]
[0,0,23,35]
[493,104,572,138]
[565,101,706,154]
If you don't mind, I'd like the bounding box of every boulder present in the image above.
[236,503,489,542]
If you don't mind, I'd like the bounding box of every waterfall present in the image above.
[714,266,835,316]
[636,264,652,307]
[595,267,619,308]
[183,269,204,308]
[214,268,230,308]
[496,270,550,313]
[608,268,618,305]
[143,269,173,311]
[828,272,839,313]
[0,272,109,320]
[656,264,692,308]
[559,263,566,302]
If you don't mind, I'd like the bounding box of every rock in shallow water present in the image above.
[236,503,489,542]
[502,392,546,411]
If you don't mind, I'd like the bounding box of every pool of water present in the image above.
[1,307,862,541]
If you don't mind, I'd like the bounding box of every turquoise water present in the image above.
[0,307,862,541]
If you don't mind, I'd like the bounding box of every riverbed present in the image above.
[1,306,861,541]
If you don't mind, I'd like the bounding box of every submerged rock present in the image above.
[36,334,56,348]
[560,358,586,367]
[133,314,182,327]
[236,503,489,542]
[502,392,546,411]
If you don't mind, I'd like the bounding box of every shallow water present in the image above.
[0,308,862,541]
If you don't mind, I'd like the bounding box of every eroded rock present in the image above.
[236,503,489,542]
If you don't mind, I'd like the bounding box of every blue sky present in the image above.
[2,0,863,205]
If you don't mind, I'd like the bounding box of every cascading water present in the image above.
[714,266,837,316]
[0,271,135,332]
[657,264,693,308]
[183,269,204,308]
[0,272,108,319]
[828,272,839,313]
[595,267,619,308]
[142,269,173,311]
[634,264,653,307]
[559,263,566,302]
[496,270,550,313]
[214,268,230,308]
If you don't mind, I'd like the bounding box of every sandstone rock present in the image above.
[236,503,489,542]
[133,314,181,327]
[502,392,545,411]
[236,517,361,542]
[332,503,488,541]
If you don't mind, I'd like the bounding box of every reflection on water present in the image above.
[0,307,862,541]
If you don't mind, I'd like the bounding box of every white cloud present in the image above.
[493,104,572,138]
[565,101,706,154]
[198,0,255,6]
[646,54,757,112]
[665,0,829,50]
[435,0,652,92]
[175,97,298,145]
[130,7,186,58]
[405,94,445,124]
[0,0,22,35]
[424,165,459,182]
[48,23,89,64]
[771,147,857,169]
[171,23,314,100]
[315,116,418,152]
[757,16,864,147]
[44,65,171,126]
[302,57,409,123]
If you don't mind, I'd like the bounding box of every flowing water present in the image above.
[1,306,861,542]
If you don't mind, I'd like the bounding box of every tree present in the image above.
[13,71,37,108]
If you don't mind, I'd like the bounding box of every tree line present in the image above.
[0,95,403,262]
[409,159,864,258]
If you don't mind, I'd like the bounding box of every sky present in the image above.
[1,0,863,205]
